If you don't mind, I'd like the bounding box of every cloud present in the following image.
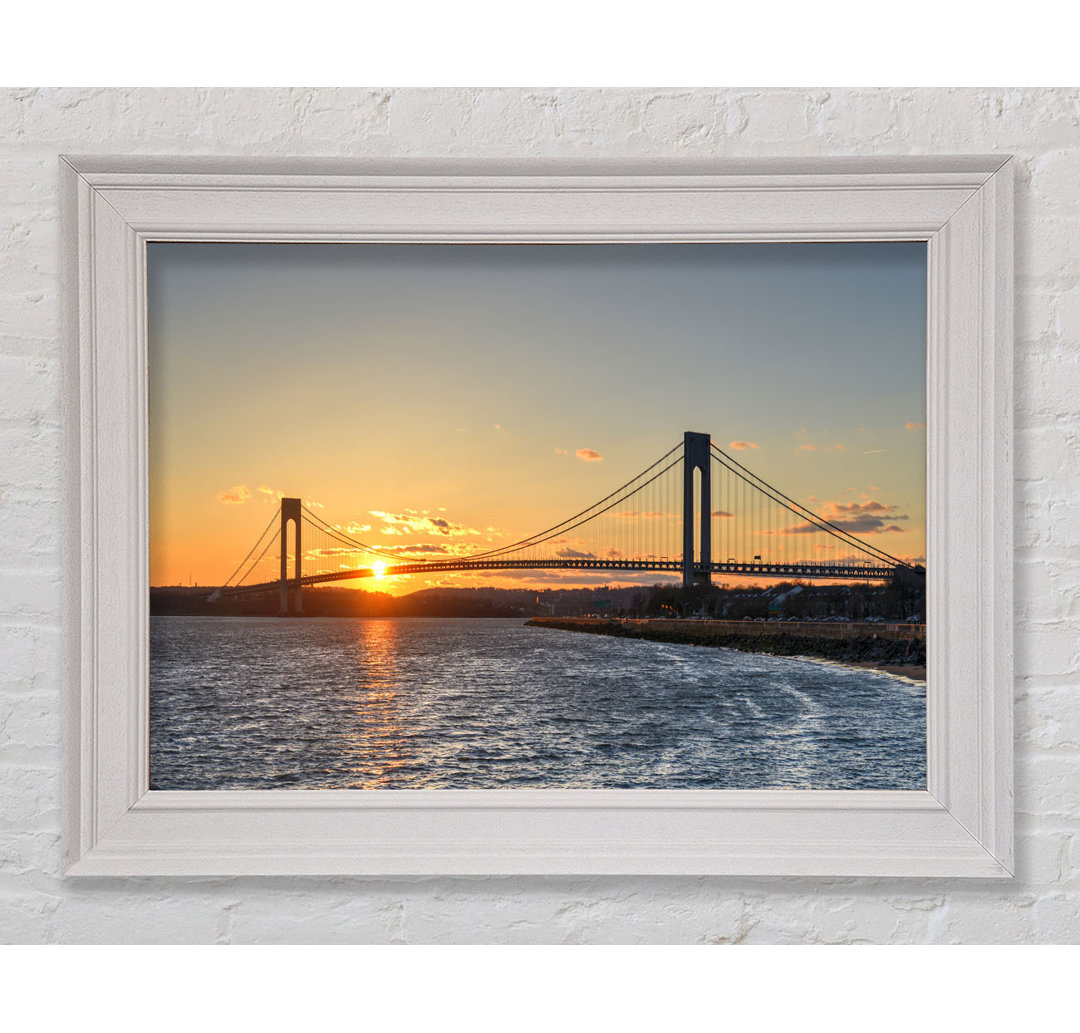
[767,498,910,537]
[835,499,893,513]
[411,541,491,557]
[556,446,603,461]
[729,441,758,450]
[493,424,505,434]
[309,536,494,562]
[863,449,886,455]
[905,421,925,431]
[257,485,277,496]
[712,510,734,518]
[369,509,481,538]
[797,444,815,452]
[556,547,596,559]
[216,485,252,505]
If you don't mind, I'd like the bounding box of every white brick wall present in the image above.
[1,87,1077,943]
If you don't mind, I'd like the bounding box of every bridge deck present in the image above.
[216,557,906,599]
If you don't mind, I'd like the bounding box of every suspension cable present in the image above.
[301,510,435,563]
[467,457,683,560]
[710,442,910,567]
[712,446,895,566]
[458,442,683,560]
[301,441,683,565]
[235,527,281,586]
[221,505,280,587]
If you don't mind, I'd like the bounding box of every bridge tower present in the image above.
[682,431,711,587]
[279,497,303,615]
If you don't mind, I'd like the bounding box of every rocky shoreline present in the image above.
[525,617,926,681]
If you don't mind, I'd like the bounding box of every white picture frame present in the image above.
[61,155,1013,877]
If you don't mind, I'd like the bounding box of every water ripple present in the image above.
[150,616,926,791]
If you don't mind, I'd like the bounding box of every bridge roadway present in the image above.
[216,557,901,599]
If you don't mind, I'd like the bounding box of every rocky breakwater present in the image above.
[525,617,926,680]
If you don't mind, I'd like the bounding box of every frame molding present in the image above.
[61,155,1014,877]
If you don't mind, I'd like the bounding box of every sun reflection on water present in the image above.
[340,620,411,788]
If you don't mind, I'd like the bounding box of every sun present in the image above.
[372,560,387,579]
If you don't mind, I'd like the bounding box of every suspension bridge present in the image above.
[209,432,924,614]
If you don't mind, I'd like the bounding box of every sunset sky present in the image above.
[148,241,926,593]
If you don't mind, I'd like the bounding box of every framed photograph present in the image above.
[62,156,1013,876]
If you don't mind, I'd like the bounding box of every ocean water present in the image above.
[149,616,926,791]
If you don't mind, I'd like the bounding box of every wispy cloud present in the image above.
[728,441,758,451]
[316,534,485,560]
[554,447,572,456]
[216,485,252,505]
[493,424,505,434]
[797,444,815,452]
[467,569,682,587]
[305,547,358,558]
[905,421,925,431]
[712,510,735,518]
[252,484,321,509]
[374,542,472,557]
[863,448,886,455]
[407,541,492,558]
